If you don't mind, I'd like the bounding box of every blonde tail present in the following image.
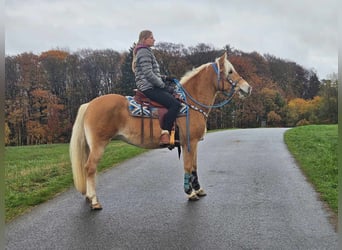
[69,103,89,194]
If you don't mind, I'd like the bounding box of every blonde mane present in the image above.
[180,55,234,84]
[180,63,211,84]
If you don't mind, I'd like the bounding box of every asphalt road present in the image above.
[6,128,338,250]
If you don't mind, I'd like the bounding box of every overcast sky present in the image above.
[5,0,338,79]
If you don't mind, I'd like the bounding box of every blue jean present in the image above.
[142,88,181,131]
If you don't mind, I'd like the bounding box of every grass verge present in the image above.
[6,126,337,223]
[5,141,147,222]
[284,125,337,214]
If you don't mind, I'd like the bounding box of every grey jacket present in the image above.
[134,46,165,91]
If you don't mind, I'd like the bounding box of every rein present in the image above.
[173,62,239,115]
[173,62,239,152]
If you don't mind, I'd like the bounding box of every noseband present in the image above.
[173,62,240,152]
[211,62,242,92]
[173,61,239,113]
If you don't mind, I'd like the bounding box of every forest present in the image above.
[5,43,338,146]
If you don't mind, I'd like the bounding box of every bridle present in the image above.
[173,61,243,152]
[173,61,242,118]
[211,62,243,92]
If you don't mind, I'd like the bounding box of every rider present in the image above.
[132,30,181,147]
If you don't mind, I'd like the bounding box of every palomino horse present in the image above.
[70,52,251,209]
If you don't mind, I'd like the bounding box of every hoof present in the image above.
[195,188,207,197]
[91,203,103,210]
[86,197,102,210]
[188,191,200,201]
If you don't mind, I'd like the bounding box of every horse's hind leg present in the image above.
[85,142,107,210]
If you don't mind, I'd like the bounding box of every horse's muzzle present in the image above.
[238,84,252,99]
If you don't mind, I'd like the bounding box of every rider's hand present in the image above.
[165,76,175,81]
[165,85,175,94]
[161,75,175,82]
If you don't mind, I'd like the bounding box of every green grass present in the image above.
[6,126,337,222]
[5,141,147,222]
[284,125,337,214]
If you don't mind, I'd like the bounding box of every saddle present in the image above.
[130,89,183,150]
[132,89,168,126]
[130,89,186,118]
[133,90,165,108]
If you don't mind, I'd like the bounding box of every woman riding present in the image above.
[132,30,181,147]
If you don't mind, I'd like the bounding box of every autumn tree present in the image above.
[154,42,191,78]
[229,51,268,127]
[318,78,338,123]
[4,122,11,146]
[77,49,121,100]
[5,53,40,145]
[185,43,223,67]
[302,71,321,99]
[65,53,85,122]
[26,89,65,144]
[286,97,322,126]
[5,56,20,99]
[117,45,136,96]
[267,111,282,127]
[5,43,334,145]
[39,50,69,97]
[265,54,313,99]
[259,87,285,126]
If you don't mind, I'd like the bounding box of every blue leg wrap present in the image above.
[184,173,192,194]
[191,171,201,191]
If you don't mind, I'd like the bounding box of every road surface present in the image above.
[6,128,338,249]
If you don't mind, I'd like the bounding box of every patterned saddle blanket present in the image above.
[126,96,187,118]
[126,91,187,118]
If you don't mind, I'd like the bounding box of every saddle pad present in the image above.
[126,96,187,118]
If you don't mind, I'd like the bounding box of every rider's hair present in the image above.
[137,30,152,44]
[132,30,153,73]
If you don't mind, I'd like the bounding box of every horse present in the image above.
[69,52,251,210]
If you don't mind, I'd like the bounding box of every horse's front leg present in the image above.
[190,148,207,197]
[190,171,207,197]
[182,143,206,201]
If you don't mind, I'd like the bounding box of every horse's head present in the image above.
[215,52,252,99]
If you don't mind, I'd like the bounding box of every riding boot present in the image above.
[159,130,170,147]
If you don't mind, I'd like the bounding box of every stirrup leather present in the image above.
[170,129,175,145]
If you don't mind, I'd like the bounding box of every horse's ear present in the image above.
[218,52,227,69]
[220,52,227,60]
